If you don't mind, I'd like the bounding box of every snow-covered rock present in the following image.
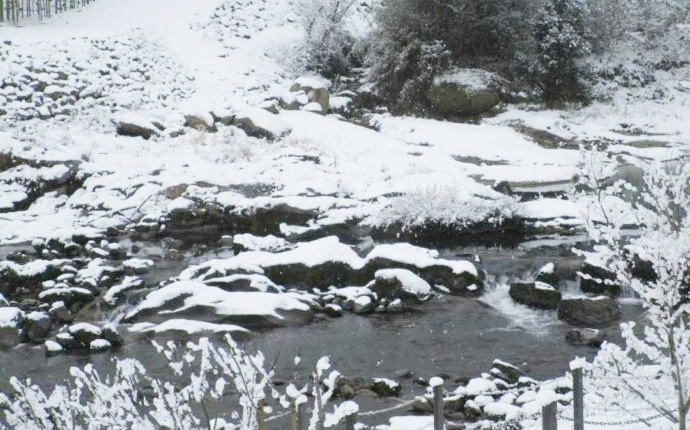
[123,281,313,329]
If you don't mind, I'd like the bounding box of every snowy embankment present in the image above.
[1,1,690,429]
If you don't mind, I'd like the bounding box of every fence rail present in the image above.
[0,0,94,25]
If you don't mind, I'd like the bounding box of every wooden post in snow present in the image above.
[431,377,444,430]
[542,402,557,430]
[573,367,584,430]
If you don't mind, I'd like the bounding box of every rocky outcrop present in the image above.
[558,297,621,327]
[509,281,561,310]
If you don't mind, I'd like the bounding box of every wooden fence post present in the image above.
[542,402,557,430]
[432,378,444,430]
[344,411,357,430]
[297,401,308,430]
[573,367,584,430]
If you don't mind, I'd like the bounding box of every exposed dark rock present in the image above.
[565,328,604,347]
[116,121,157,140]
[369,378,401,397]
[578,262,621,296]
[55,332,80,350]
[23,311,52,342]
[558,297,621,327]
[49,301,74,324]
[101,323,124,347]
[509,281,561,310]
[535,262,560,286]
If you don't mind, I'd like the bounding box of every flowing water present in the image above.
[0,235,643,427]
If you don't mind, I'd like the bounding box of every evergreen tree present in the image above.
[533,0,590,103]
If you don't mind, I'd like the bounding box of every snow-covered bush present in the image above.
[373,185,520,231]
[297,0,357,78]
[575,149,690,429]
[0,336,350,430]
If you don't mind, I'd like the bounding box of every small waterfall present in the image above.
[479,275,562,336]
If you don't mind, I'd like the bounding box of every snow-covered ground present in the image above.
[1,0,690,429]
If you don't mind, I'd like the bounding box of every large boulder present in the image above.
[558,297,621,327]
[289,77,330,113]
[428,68,505,117]
[509,281,561,310]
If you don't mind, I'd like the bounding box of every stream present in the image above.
[0,234,642,427]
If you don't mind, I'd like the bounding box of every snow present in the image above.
[432,68,503,92]
[69,323,101,336]
[570,357,587,371]
[387,416,433,430]
[0,307,24,328]
[374,269,432,297]
[233,233,292,252]
[292,76,328,90]
[128,319,248,335]
[428,377,444,388]
[90,339,112,350]
[534,282,556,291]
[180,236,478,281]
[44,340,63,353]
[484,402,524,420]
[125,280,311,320]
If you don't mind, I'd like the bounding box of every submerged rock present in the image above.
[565,327,604,347]
[558,297,621,327]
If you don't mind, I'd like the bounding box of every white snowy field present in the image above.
[1,0,690,429]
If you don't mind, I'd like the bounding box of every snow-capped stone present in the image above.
[89,338,112,353]
[234,106,292,140]
[44,340,64,357]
